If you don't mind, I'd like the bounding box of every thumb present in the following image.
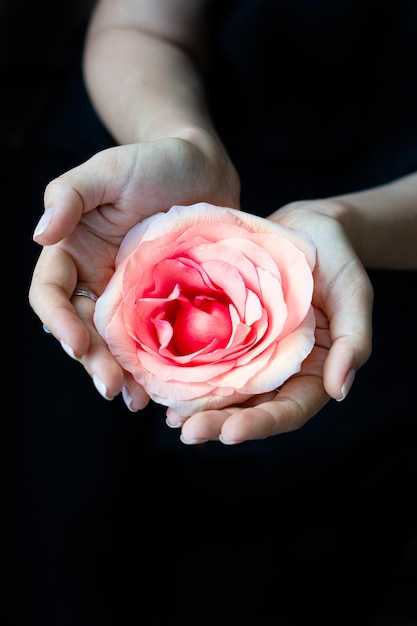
[32,150,117,245]
[33,180,85,245]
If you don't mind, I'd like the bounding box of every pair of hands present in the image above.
[29,137,373,445]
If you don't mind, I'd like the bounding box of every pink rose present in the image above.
[94,203,316,415]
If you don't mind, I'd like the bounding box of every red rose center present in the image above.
[172,295,232,354]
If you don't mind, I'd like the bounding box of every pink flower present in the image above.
[94,203,316,415]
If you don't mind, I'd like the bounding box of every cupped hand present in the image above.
[29,136,240,406]
[168,199,374,444]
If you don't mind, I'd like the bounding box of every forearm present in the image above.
[83,0,215,145]
[335,173,417,269]
[275,173,417,271]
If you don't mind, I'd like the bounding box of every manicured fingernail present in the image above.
[179,435,209,445]
[122,386,139,412]
[33,210,54,238]
[219,434,238,445]
[166,418,181,429]
[93,374,113,400]
[337,368,355,402]
[166,410,184,428]
[60,341,77,360]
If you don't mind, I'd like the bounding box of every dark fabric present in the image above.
[207,0,417,212]
[11,3,417,625]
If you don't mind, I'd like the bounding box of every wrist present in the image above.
[177,127,241,207]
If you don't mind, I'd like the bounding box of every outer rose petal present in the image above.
[94,203,317,416]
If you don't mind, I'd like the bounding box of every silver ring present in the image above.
[72,288,98,302]
[43,288,98,335]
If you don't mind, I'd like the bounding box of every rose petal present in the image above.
[94,202,317,415]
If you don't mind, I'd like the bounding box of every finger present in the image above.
[221,376,329,443]
[121,372,151,412]
[32,150,118,246]
[33,182,85,245]
[321,264,374,401]
[29,245,127,396]
[77,322,125,401]
[179,408,233,444]
[37,275,126,400]
[28,245,93,356]
[180,375,329,445]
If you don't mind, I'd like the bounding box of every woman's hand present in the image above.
[29,136,240,407]
[168,199,374,444]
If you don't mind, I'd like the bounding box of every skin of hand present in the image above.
[29,136,240,409]
[28,0,417,443]
[29,138,374,443]
[169,200,374,444]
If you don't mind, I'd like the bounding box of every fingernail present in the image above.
[166,418,181,429]
[93,374,113,400]
[179,435,209,446]
[165,410,184,428]
[122,386,139,412]
[219,434,238,445]
[60,341,77,360]
[337,368,355,402]
[33,210,54,238]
